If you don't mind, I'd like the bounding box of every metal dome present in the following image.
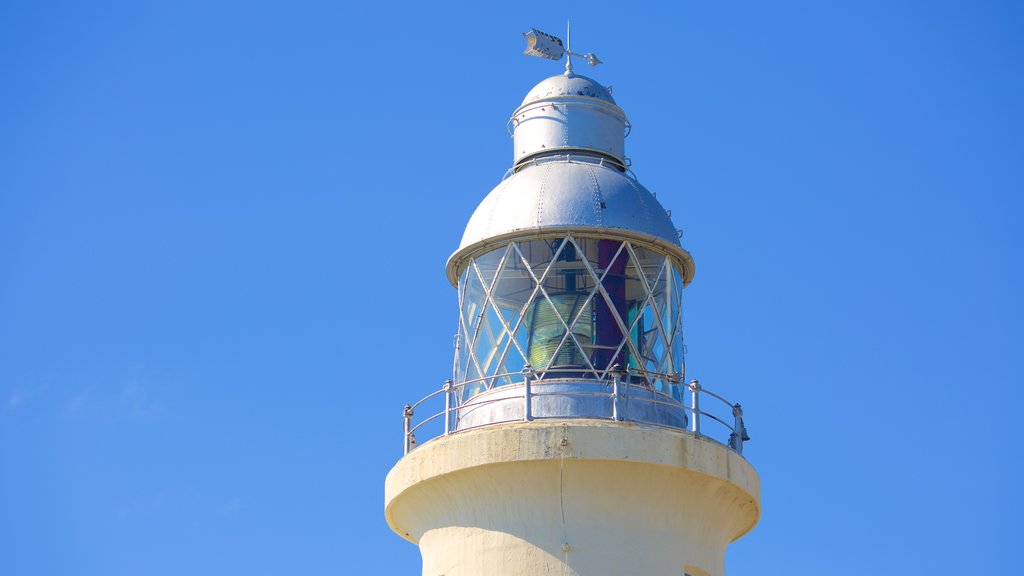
[520,73,616,105]
[446,154,694,286]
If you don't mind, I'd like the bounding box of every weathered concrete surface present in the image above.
[385,420,760,576]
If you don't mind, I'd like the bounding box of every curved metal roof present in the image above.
[447,155,693,285]
[520,73,615,105]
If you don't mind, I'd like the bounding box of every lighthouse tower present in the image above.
[385,33,760,576]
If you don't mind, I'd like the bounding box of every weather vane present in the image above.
[522,20,602,74]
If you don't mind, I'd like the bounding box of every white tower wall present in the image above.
[386,421,759,576]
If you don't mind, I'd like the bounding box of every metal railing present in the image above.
[401,366,749,457]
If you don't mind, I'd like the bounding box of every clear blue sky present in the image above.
[2,1,1021,574]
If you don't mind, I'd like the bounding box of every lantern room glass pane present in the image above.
[455,236,687,401]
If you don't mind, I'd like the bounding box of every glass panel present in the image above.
[635,245,667,295]
[539,245,587,297]
[459,264,486,392]
[590,239,628,372]
[507,242,535,374]
[519,237,596,377]
[625,245,676,389]
[491,249,534,316]
[619,242,653,380]
[669,266,687,402]
[473,301,509,386]
[455,267,468,384]
[457,322,472,384]
[526,295,592,371]
[494,332,527,385]
[455,238,689,404]
[461,358,483,400]
[487,251,534,385]
[473,245,509,292]
[519,237,567,282]
[644,306,668,378]
[461,265,485,350]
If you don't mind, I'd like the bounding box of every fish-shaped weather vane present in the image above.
[522,22,601,73]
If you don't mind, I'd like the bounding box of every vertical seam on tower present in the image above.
[559,423,569,574]
[485,177,511,238]
[537,164,549,226]
[587,164,603,227]
[627,172,652,232]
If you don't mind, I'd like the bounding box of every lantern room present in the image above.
[444,72,696,430]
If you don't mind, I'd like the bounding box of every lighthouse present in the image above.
[385,30,760,576]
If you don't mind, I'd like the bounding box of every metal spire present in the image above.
[565,18,573,75]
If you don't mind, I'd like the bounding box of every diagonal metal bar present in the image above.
[567,238,627,337]
[534,236,601,377]
[594,272,666,383]
[518,235,598,377]
[505,240,571,378]
[460,260,492,386]
[663,261,685,376]
[490,241,565,379]
[469,297,506,388]
[661,259,683,373]
[625,243,674,377]
[455,266,472,384]
[474,246,518,387]
[574,240,647,380]
[626,243,671,343]
[668,262,685,372]
[487,304,526,387]
[478,244,536,387]
[597,303,650,382]
[458,322,478,382]
[464,262,491,382]
[541,237,627,379]
[461,282,489,386]
[658,258,675,371]
[466,249,514,388]
[478,308,509,383]
[487,240,570,383]
[512,238,597,377]
[481,244,515,294]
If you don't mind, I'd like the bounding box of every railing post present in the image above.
[522,364,534,422]
[729,403,749,454]
[443,379,453,436]
[689,379,701,434]
[611,363,623,421]
[403,404,413,455]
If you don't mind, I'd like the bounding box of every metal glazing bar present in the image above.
[624,243,672,379]
[463,262,493,389]
[539,237,625,378]
[573,243,646,378]
[524,237,599,375]
[468,246,515,387]
[486,241,563,384]
[476,246,523,387]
